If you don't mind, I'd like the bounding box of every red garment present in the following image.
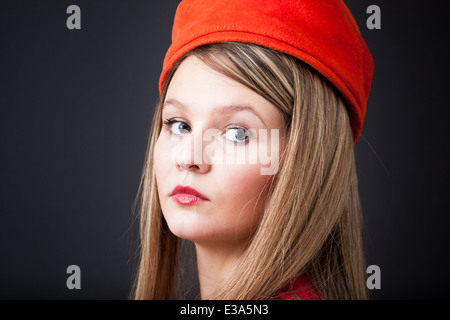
[278,277,321,300]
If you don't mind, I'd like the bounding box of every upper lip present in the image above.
[170,185,209,200]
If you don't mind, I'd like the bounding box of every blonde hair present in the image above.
[132,42,367,300]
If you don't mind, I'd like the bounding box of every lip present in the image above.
[170,185,209,205]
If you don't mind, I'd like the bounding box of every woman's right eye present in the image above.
[163,119,191,136]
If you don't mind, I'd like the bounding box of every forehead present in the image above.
[164,56,286,130]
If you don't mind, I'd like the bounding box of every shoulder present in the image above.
[277,276,321,300]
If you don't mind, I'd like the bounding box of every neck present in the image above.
[195,241,245,299]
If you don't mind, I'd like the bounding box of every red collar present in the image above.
[278,276,321,300]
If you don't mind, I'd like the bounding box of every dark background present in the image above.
[0,0,448,299]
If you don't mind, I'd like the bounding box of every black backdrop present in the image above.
[0,0,449,299]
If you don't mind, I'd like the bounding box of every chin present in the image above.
[165,219,210,242]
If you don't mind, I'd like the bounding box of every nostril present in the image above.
[177,160,211,174]
[177,162,198,170]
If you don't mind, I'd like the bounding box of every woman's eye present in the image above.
[225,128,250,144]
[163,119,191,136]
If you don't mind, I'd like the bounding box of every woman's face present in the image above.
[154,55,286,247]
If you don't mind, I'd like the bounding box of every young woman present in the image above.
[132,0,374,300]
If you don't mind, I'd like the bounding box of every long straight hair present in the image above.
[132,42,368,300]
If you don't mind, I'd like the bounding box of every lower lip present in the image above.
[172,194,208,205]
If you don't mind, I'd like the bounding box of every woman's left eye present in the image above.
[224,127,250,144]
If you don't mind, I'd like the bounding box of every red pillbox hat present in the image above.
[159,0,374,143]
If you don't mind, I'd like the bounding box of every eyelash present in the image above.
[163,118,182,127]
[162,118,251,144]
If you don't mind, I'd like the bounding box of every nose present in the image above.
[177,161,210,173]
[174,121,212,174]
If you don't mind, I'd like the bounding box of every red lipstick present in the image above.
[170,185,209,205]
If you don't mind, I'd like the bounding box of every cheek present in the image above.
[216,164,270,223]
[153,135,172,187]
[153,139,162,177]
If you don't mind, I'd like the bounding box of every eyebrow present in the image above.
[162,98,268,127]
